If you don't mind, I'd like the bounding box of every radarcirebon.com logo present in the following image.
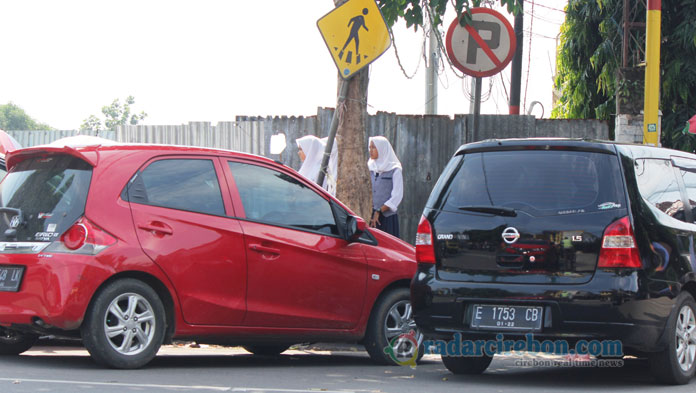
[383,330,420,368]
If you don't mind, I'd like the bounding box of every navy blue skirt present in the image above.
[376,212,399,238]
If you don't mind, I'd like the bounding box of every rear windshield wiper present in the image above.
[458,205,517,217]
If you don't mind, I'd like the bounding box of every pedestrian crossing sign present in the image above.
[317,0,391,79]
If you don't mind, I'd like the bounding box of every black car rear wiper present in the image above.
[458,205,517,217]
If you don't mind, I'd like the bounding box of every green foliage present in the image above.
[660,1,696,151]
[553,0,696,152]
[81,96,147,132]
[0,102,53,131]
[377,0,521,30]
[552,0,620,121]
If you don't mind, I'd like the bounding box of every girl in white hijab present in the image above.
[367,136,403,237]
[296,135,325,184]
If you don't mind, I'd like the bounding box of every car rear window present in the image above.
[427,149,626,216]
[0,155,92,242]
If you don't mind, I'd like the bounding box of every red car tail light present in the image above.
[415,215,436,264]
[47,217,117,255]
[597,216,641,268]
[62,223,88,250]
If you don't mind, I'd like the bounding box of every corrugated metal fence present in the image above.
[6,130,116,147]
[7,111,608,243]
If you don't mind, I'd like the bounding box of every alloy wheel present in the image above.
[675,304,696,372]
[103,292,156,356]
[383,300,423,360]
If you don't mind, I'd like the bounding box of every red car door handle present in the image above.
[248,244,280,255]
[138,222,174,235]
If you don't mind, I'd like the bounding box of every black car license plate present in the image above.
[0,266,24,292]
[470,305,543,331]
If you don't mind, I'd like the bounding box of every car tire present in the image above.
[441,353,493,375]
[243,344,291,356]
[0,327,38,355]
[363,287,424,365]
[81,279,166,369]
[649,292,696,385]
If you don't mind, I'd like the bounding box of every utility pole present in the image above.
[509,1,524,114]
[425,16,439,114]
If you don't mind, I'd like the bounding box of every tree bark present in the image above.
[335,69,372,220]
[330,0,372,220]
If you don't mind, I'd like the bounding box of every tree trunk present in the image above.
[335,69,372,220]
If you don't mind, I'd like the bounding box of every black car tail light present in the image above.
[415,215,436,264]
[597,216,641,268]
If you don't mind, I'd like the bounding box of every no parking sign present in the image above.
[445,8,516,77]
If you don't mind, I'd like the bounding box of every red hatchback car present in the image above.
[0,143,419,368]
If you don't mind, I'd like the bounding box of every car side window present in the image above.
[129,159,225,216]
[228,162,338,235]
[635,159,687,221]
[678,169,696,215]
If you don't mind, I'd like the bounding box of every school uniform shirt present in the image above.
[370,167,403,217]
[368,136,403,217]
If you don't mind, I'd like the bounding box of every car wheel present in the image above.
[441,353,493,375]
[243,344,291,356]
[0,327,38,355]
[81,279,166,369]
[364,287,424,365]
[649,292,696,385]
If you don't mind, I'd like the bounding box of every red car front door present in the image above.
[127,156,247,326]
[224,159,367,329]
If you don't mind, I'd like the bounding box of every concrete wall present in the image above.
[615,112,662,146]
[7,111,608,244]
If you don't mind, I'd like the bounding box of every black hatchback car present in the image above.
[411,139,696,384]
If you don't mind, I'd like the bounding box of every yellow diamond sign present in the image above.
[317,0,391,79]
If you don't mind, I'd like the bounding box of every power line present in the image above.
[523,0,536,111]
[525,10,564,25]
[498,72,510,103]
[534,2,566,13]
[524,29,559,40]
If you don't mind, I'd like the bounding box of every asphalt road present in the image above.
[0,343,693,392]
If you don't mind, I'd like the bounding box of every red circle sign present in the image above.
[445,8,516,78]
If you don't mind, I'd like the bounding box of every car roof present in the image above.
[5,143,279,170]
[455,138,695,159]
[4,141,361,218]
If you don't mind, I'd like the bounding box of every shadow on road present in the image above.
[6,350,677,387]
[436,357,663,388]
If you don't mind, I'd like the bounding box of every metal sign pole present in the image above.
[317,80,350,187]
[473,77,482,142]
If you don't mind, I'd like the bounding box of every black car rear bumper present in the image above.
[411,265,676,353]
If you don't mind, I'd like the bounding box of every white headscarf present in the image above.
[296,135,325,183]
[368,136,401,173]
[320,137,338,196]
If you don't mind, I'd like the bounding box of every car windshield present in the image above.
[0,155,92,242]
